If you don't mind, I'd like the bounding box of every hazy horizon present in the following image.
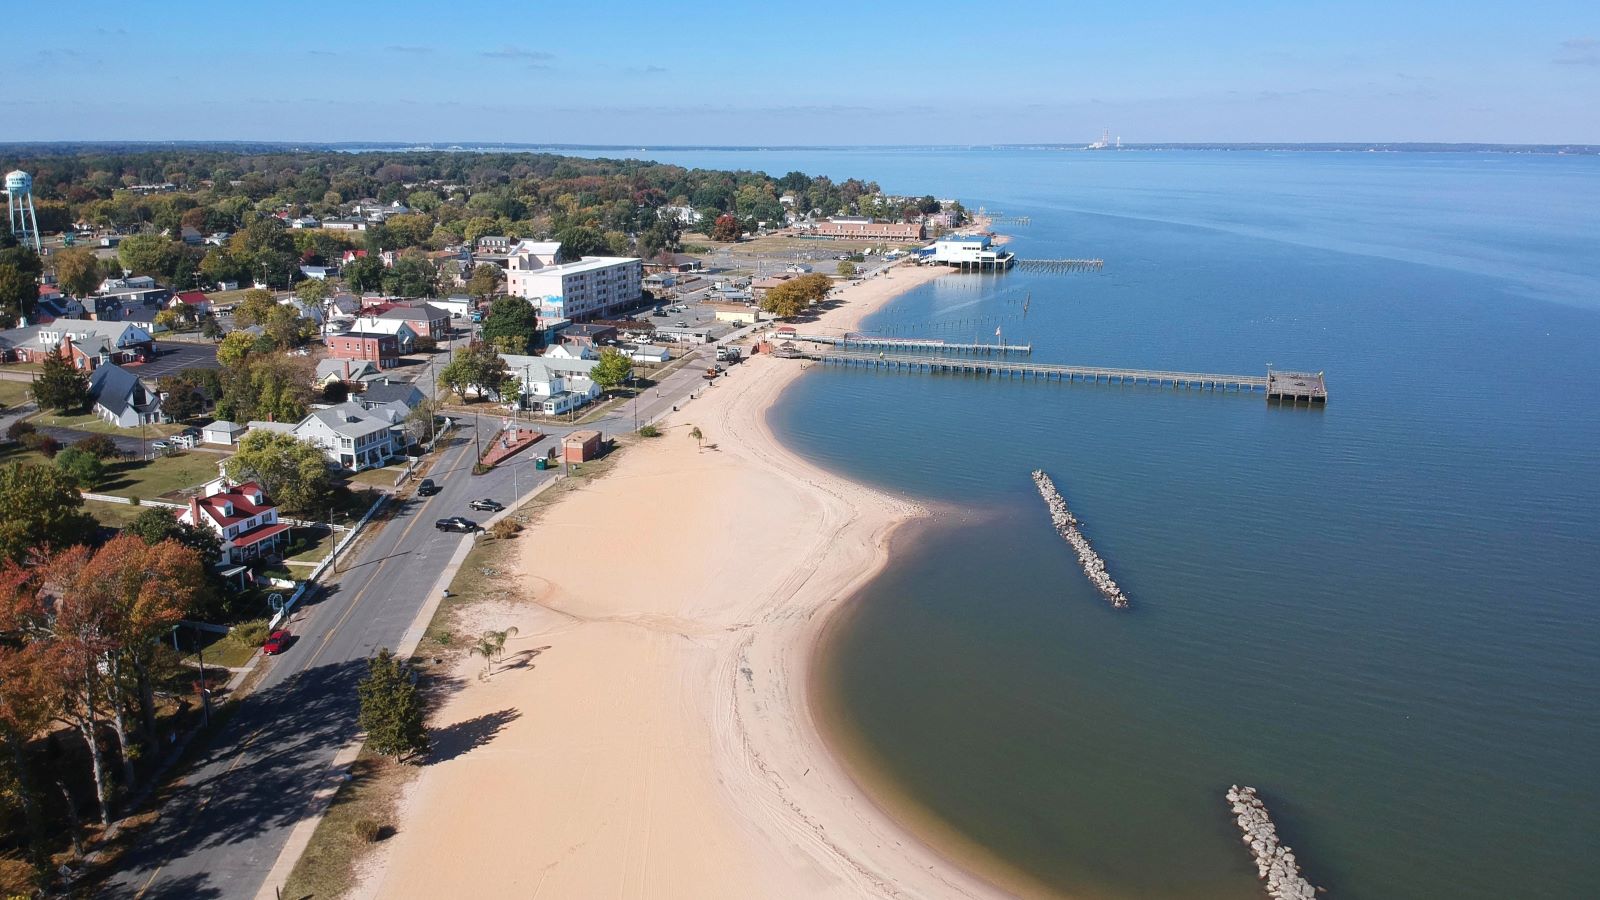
[8,0,1597,145]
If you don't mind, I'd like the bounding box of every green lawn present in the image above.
[347,465,408,488]
[29,410,187,438]
[84,499,152,528]
[0,379,33,407]
[99,452,221,501]
[286,525,335,563]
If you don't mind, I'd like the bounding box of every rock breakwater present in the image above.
[1226,785,1321,899]
[1030,469,1130,609]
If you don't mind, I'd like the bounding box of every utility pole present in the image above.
[195,623,212,726]
[328,506,339,574]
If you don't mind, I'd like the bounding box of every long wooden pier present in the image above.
[811,350,1327,403]
[1014,258,1105,274]
[792,334,1033,355]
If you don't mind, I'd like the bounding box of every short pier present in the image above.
[793,334,1033,356]
[1266,370,1328,404]
[1015,258,1104,274]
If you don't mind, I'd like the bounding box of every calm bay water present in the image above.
[584,148,1600,897]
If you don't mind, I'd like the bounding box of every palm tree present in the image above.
[469,635,498,679]
[489,626,519,662]
[689,426,703,450]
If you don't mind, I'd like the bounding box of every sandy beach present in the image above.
[358,261,1012,899]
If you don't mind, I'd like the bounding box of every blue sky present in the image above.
[7,0,1598,144]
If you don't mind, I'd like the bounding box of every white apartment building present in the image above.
[502,240,641,321]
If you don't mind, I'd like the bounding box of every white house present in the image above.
[179,481,289,563]
[87,364,164,427]
[629,345,671,364]
[435,295,476,319]
[201,420,248,446]
[500,353,602,415]
[544,342,599,361]
[291,402,397,470]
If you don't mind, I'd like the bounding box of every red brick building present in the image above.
[326,330,400,368]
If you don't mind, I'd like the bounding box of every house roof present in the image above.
[376,303,447,320]
[175,290,209,305]
[191,481,275,527]
[88,363,152,417]
[300,401,393,439]
[316,359,383,381]
[359,382,425,408]
[203,420,245,433]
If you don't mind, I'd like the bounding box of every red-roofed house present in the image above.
[341,249,368,265]
[179,481,291,563]
[170,291,213,314]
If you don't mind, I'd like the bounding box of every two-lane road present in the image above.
[104,346,725,899]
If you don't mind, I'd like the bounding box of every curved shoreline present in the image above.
[361,259,1022,898]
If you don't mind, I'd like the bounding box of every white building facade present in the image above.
[504,248,642,321]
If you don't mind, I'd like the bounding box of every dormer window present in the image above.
[220,500,234,516]
[249,490,264,505]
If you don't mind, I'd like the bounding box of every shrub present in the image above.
[6,420,35,441]
[487,519,521,540]
[229,619,271,647]
[72,433,120,459]
[20,432,60,458]
[433,630,453,647]
[129,495,141,506]
[351,817,388,843]
[637,424,661,438]
[54,446,106,489]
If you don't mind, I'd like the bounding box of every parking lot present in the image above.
[138,341,221,377]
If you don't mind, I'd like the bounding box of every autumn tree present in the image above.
[710,213,741,242]
[438,341,512,401]
[0,641,60,873]
[466,263,502,300]
[295,277,331,305]
[216,330,256,368]
[231,287,278,327]
[54,245,103,298]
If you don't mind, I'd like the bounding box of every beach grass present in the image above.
[279,752,418,900]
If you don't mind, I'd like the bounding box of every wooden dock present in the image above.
[792,334,1033,355]
[811,350,1327,403]
[1014,258,1105,274]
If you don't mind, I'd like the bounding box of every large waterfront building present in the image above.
[811,219,924,241]
[929,234,1015,269]
[503,239,642,321]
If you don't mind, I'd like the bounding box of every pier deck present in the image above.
[810,350,1327,403]
[792,334,1033,355]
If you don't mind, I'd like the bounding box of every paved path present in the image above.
[102,344,725,899]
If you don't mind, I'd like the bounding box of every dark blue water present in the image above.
[584,148,1600,897]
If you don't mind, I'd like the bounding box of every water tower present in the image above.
[5,170,41,253]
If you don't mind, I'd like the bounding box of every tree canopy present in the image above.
[438,341,513,401]
[357,648,429,762]
[0,462,96,563]
[591,348,633,392]
[222,430,334,514]
[480,296,539,354]
[30,353,91,413]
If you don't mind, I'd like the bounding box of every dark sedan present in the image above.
[435,517,479,533]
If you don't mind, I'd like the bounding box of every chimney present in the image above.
[188,495,201,526]
[344,360,351,381]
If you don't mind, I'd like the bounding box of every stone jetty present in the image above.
[1226,785,1321,899]
[1030,469,1129,609]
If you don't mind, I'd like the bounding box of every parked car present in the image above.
[262,629,292,655]
[435,516,479,533]
[416,478,440,496]
[469,498,504,512]
[149,440,172,452]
